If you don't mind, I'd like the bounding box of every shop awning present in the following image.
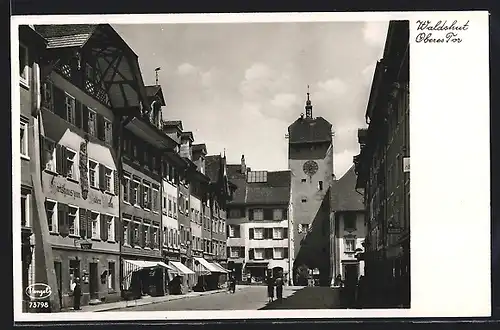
[193,257,219,274]
[122,259,178,290]
[170,261,195,276]
[124,259,176,272]
[211,262,229,274]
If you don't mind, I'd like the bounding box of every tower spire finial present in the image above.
[305,85,313,118]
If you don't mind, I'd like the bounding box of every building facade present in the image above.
[287,93,334,286]
[120,82,179,297]
[354,20,410,308]
[226,156,292,284]
[34,23,150,309]
[329,166,366,285]
[18,25,49,311]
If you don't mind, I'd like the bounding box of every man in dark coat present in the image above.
[73,277,82,310]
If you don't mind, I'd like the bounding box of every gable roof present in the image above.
[34,24,149,113]
[35,24,97,48]
[331,165,364,212]
[145,85,166,106]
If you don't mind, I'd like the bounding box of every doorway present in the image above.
[343,263,360,285]
[54,261,62,308]
[89,262,98,300]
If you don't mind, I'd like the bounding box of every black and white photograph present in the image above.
[12,12,490,321]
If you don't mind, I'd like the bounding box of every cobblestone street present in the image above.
[108,286,302,311]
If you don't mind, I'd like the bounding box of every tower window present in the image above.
[301,179,307,183]
[318,181,323,190]
[301,198,307,203]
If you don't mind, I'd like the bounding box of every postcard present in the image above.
[11,11,491,322]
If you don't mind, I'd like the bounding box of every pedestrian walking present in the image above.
[231,275,236,294]
[267,275,275,302]
[72,277,82,310]
[275,276,284,302]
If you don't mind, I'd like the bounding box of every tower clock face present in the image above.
[303,160,319,176]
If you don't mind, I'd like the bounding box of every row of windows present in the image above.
[228,208,288,221]
[42,81,113,145]
[248,227,289,240]
[44,199,116,241]
[228,246,288,259]
[122,174,160,213]
[41,136,117,194]
[248,248,289,260]
[122,218,160,249]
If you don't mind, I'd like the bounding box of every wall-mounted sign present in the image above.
[403,157,410,172]
[48,176,116,209]
[387,227,402,235]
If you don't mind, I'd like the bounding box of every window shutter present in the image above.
[82,106,89,133]
[103,214,109,241]
[249,249,254,260]
[249,228,254,239]
[113,170,119,195]
[75,100,82,129]
[264,209,272,220]
[96,114,105,141]
[140,223,145,247]
[100,214,106,241]
[240,247,245,258]
[283,208,288,220]
[79,208,87,238]
[283,228,288,239]
[248,209,254,221]
[115,217,121,243]
[55,144,64,174]
[39,135,46,168]
[139,184,145,208]
[98,163,105,190]
[284,248,289,259]
[86,210,92,239]
[53,86,66,120]
[58,204,69,237]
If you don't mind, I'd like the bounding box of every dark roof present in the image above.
[331,165,364,212]
[192,144,207,161]
[145,85,166,107]
[227,164,291,205]
[35,24,98,49]
[181,131,194,142]
[205,155,222,183]
[192,144,207,154]
[287,117,333,144]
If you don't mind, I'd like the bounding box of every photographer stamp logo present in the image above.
[25,283,52,300]
[415,20,469,44]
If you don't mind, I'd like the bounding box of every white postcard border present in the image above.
[11,11,491,321]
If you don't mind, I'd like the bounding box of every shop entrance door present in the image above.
[54,261,62,308]
[89,263,98,299]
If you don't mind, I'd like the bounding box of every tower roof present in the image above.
[287,116,332,144]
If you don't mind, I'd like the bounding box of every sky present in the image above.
[113,21,389,178]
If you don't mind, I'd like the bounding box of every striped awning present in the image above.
[170,261,195,276]
[193,257,218,275]
[211,262,229,273]
[122,259,177,290]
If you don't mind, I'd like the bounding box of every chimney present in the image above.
[241,155,246,174]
